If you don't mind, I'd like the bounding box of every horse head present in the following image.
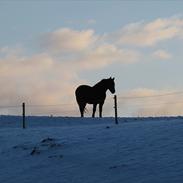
[107,77,115,94]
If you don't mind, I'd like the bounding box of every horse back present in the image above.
[75,85,92,98]
[75,85,106,104]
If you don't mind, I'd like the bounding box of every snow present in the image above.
[1,116,183,183]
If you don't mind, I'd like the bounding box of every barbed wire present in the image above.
[26,103,75,108]
[0,90,183,114]
[0,105,21,108]
[121,100,183,108]
[117,91,183,99]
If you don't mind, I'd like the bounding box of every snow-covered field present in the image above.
[1,116,183,183]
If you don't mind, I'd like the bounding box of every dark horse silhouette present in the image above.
[75,77,115,117]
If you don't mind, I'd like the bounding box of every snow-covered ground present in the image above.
[1,116,183,183]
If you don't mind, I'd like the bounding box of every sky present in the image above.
[1,1,183,117]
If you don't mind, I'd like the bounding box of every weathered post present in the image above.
[22,102,25,129]
[114,95,118,124]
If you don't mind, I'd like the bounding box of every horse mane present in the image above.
[93,79,106,87]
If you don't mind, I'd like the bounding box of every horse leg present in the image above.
[79,103,86,117]
[92,104,97,118]
[99,102,104,118]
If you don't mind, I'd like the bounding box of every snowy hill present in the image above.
[1,116,183,183]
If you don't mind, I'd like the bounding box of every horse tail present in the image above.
[84,107,88,114]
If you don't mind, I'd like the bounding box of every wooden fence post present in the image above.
[114,95,118,124]
[22,102,26,129]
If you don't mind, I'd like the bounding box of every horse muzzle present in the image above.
[111,89,115,94]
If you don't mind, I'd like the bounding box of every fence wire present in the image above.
[1,90,183,117]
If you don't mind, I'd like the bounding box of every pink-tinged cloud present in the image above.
[153,50,172,60]
[72,44,140,70]
[40,28,97,53]
[0,52,82,115]
[110,16,183,46]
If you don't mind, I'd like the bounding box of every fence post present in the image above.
[22,102,26,129]
[114,95,118,124]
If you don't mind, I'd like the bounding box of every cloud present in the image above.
[152,49,172,60]
[0,51,82,115]
[73,44,140,70]
[110,16,183,47]
[39,27,141,69]
[40,28,97,53]
[0,46,23,56]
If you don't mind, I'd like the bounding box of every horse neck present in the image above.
[93,81,108,93]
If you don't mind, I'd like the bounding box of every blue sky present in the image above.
[1,1,183,116]
[1,1,183,46]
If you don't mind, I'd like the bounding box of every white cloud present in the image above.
[0,46,23,56]
[110,16,183,47]
[39,27,141,69]
[73,44,140,70]
[40,28,97,53]
[0,51,82,115]
[153,49,172,60]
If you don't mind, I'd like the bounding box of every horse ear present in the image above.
[109,77,114,80]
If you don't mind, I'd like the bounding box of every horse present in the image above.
[75,77,115,118]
